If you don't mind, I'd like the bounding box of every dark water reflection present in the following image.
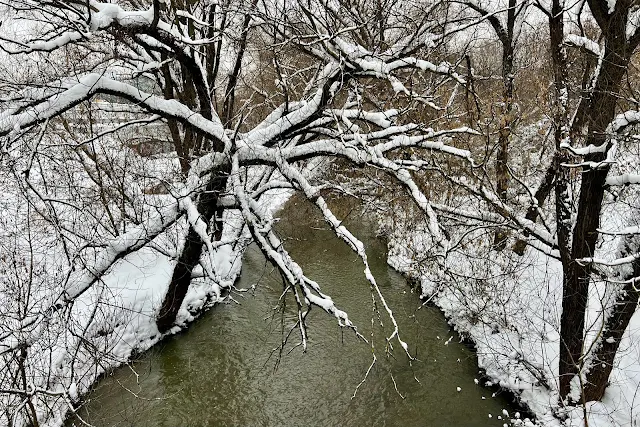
[67,200,519,427]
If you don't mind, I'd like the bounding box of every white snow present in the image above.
[565,34,601,57]
[380,177,640,427]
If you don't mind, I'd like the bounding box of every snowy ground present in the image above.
[3,176,292,427]
[55,185,292,427]
[384,211,640,427]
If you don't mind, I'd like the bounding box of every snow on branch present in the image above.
[598,225,640,235]
[330,37,466,87]
[606,173,640,186]
[578,253,640,267]
[230,155,361,350]
[559,109,640,169]
[2,1,216,54]
[0,73,229,149]
[559,140,608,156]
[609,110,640,133]
[326,108,399,129]
[63,204,182,303]
[273,154,413,359]
[241,63,341,146]
[565,34,601,57]
[232,127,479,168]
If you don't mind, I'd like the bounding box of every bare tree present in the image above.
[435,0,640,407]
[452,0,530,248]
[0,0,473,424]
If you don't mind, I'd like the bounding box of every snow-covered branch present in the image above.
[565,34,601,57]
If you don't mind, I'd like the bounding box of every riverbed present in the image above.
[66,199,519,426]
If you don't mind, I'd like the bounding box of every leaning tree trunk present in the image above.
[558,1,634,400]
[155,0,256,332]
[583,248,640,401]
[559,167,609,399]
[156,171,228,333]
[155,0,255,333]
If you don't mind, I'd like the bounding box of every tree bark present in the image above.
[494,0,517,250]
[156,170,228,333]
[584,258,640,401]
[558,0,635,400]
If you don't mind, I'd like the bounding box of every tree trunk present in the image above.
[512,162,555,255]
[513,40,596,257]
[584,267,640,401]
[559,165,611,398]
[544,0,581,400]
[156,170,227,333]
[494,0,516,250]
[558,1,633,399]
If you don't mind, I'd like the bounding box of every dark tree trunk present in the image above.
[512,163,555,255]
[584,259,640,401]
[494,0,516,250]
[155,2,235,333]
[558,0,635,400]
[156,170,228,333]
[559,167,609,399]
[546,0,579,399]
[513,42,596,257]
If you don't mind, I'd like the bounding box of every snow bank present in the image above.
[53,186,292,427]
[384,213,640,427]
[0,155,293,427]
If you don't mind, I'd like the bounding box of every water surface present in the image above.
[68,200,519,426]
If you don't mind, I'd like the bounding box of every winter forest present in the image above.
[3,0,640,425]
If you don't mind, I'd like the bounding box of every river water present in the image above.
[67,199,519,426]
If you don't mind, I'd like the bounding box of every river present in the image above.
[66,198,520,426]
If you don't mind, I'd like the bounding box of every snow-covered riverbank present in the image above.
[30,187,292,427]
[384,216,640,427]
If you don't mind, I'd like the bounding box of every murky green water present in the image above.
[67,200,519,426]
